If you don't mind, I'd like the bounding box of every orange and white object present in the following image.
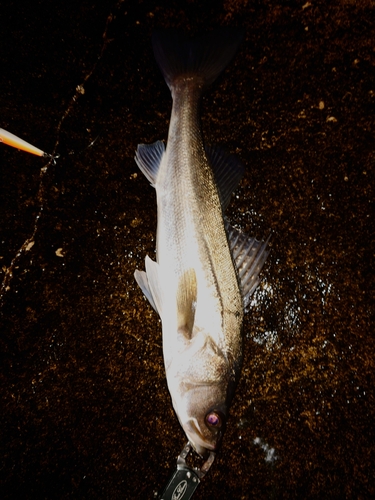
[0,127,47,157]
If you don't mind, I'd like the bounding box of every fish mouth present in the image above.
[184,419,220,458]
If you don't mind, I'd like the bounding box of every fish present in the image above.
[134,28,269,458]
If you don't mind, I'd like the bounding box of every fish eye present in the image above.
[205,411,222,428]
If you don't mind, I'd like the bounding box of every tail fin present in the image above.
[152,28,244,92]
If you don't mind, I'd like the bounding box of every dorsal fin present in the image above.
[226,221,271,308]
[206,146,245,212]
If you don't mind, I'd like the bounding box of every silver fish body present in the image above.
[134,29,269,457]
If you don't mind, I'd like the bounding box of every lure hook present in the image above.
[43,152,60,165]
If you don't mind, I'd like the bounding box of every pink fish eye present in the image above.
[206,412,221,427]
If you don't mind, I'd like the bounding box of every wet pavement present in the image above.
[1,1,374,498]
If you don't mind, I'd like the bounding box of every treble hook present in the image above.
[43,152,60,165]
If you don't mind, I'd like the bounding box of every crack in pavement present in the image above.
[0,1,125,307]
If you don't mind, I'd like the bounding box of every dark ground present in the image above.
[1,1,374,498]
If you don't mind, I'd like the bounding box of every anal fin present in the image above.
[135,141,165,186]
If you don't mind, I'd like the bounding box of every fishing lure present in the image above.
[0,128,58,160]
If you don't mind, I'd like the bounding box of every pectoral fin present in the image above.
[176,268,197,340]
[135,261,198,340]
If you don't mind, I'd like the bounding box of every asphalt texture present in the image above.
[1,1,374,498]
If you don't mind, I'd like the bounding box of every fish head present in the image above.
[166,333,237,457]
[179,385,228,457]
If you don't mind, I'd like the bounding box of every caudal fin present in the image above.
[152,28,244,92]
